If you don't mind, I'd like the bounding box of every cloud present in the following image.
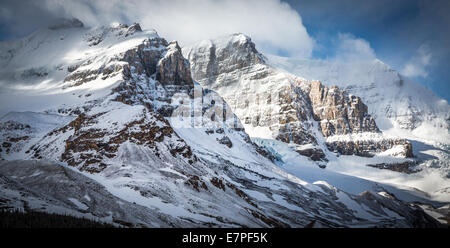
[332,33,376,62]
[0,0,315,58]
[0,0,62,40]
[401,45,432,78]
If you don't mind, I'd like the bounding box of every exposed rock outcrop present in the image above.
[122,37,168,78]
[36,108,196,173]
[185,34,323,162]
[367,161,419,174]
[217,136,232,148]
[296,148,327,162]
[126,23,142,36]
[65,31,194,93]
[156,41,193,86]
[185,33,265,84]
[326,138,413,158]
[308,81,379,136]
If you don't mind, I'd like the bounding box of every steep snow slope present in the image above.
[0,20,443,227]
[0,112,75,160]
[0,20,158,116]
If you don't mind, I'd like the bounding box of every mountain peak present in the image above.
[183,33,266,86]
[110,22,142,32]
[212,33,260,53]
[229,33,251,44]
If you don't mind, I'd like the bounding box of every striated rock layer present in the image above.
[308,80,379,137]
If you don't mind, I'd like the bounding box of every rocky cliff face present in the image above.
[266,54,450,139]
[185,34,266,83]
[121,36,168,78]
[156,41,193,87]
[326,138,413,158]
[185,35,322,161]
[308,81,379,137]
[184,34,412,163]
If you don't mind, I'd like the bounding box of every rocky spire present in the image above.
[156,41,193,86]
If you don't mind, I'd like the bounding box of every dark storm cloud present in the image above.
[0,0,67,40]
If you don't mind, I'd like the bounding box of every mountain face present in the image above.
[184,34,450,206]
[266,55,450,142]
[0,20,445,227]
[184,34,413,163]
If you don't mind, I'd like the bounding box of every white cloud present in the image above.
[39,0,315,58]
[332,33,376,62]
[401,45,432,78]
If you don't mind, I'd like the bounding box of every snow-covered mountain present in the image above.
[266,55,450,143]
[0,19,446,227]
[183,33,450,206]
[184,35,411,161]
[266,54,450,187]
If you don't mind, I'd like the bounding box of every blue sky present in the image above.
[0,0,449,101]
[285,0,450,101]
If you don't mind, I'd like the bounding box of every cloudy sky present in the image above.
[0,0,449,101]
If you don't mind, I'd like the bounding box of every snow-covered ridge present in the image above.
[0,19,159,116]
